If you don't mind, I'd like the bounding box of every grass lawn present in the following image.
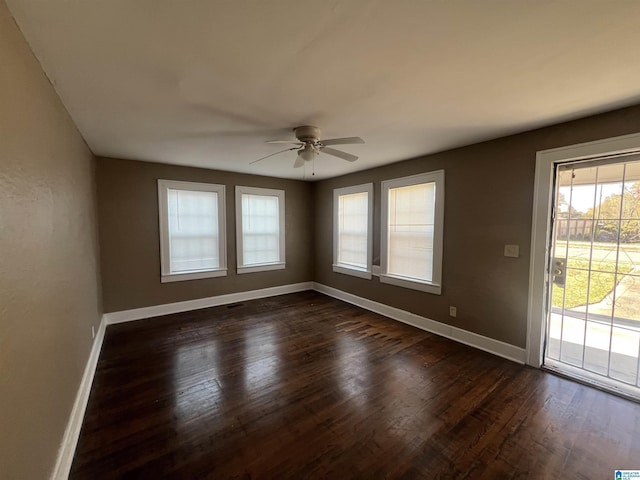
[552,259,633,308]
[555,241,640,253]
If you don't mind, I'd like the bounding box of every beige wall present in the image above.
[0,1,102,479]
[97,157,314,312]
[314,105,640,348]
[97,104,640,340]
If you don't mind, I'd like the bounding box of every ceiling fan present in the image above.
[251,126,364,168]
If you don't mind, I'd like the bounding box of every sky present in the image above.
[558,183,622,214]
[557,159,640,214]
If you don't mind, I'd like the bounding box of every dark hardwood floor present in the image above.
[70,291,640,479]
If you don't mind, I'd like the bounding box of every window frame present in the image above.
[380,170,445,294]
[157,179,227,283]
[235,185,286,274]
[332,183,373,279]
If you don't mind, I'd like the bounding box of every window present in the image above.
[157,180,226,282]
[235,186,285,273]
[333,183,373,279]
[381,171,444,294]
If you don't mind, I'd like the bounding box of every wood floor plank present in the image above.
[70,291,640,478]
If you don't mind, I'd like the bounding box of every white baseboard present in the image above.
[51,281,313,478]
[313,283,526,364]
[53,280,523,479]
[103,282,315,325]
[51,315,106,480]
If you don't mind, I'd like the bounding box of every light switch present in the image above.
[504,244,519,258]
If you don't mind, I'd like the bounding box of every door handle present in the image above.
[552,257,566,287]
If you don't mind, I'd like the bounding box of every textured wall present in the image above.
[0,1,102,478]
[97,157,314,312]
[314,105,640,348]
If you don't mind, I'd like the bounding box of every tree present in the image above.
[556,192,584,219]
[586,182,640,243]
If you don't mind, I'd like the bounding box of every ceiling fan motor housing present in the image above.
[294,125,321,144]
[257,126,362,167]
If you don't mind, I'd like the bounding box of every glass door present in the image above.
[545,155,640,397]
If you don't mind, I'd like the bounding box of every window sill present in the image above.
[237,262,286,274]
[332,264,372,280]
[161,269,227,283]
[379,273,441,295]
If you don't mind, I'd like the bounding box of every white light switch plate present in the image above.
[504,244,519,258]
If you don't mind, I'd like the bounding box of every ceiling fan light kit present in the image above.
[298,144,318,162]
[254,125,365,170]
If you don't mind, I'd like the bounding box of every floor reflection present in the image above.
[382,354,434,438]
[337,334,371,409]
[243,323,281,397]
[172,340,222,423]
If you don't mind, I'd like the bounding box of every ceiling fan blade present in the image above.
[320,136,365,146]
[250,147,299,165]
[266,140,304,145]
[293,155,305,168]
[321,147,358,162]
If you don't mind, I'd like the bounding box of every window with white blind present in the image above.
[381,171,444,294]
[157,180,227,283]
[333,183,373,279]
[235,186,285,274]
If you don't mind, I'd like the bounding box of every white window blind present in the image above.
[337,192,369,269]
[381,170,444,294]
[332,183,373,279]
[158,180,226,283]
[241,193,280,266]
[167,189,219,273]
[387,182,435,282]
[236,186,285,273]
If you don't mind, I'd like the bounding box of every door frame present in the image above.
[527,132,640,367]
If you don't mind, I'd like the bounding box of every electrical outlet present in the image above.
[449,306,457,317]
[91,326,95,339]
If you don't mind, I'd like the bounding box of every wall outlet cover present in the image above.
[504,244,520,258]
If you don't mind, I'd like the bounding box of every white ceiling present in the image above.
[7,0,640,180]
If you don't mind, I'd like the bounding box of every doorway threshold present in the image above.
[544,358,640,403]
